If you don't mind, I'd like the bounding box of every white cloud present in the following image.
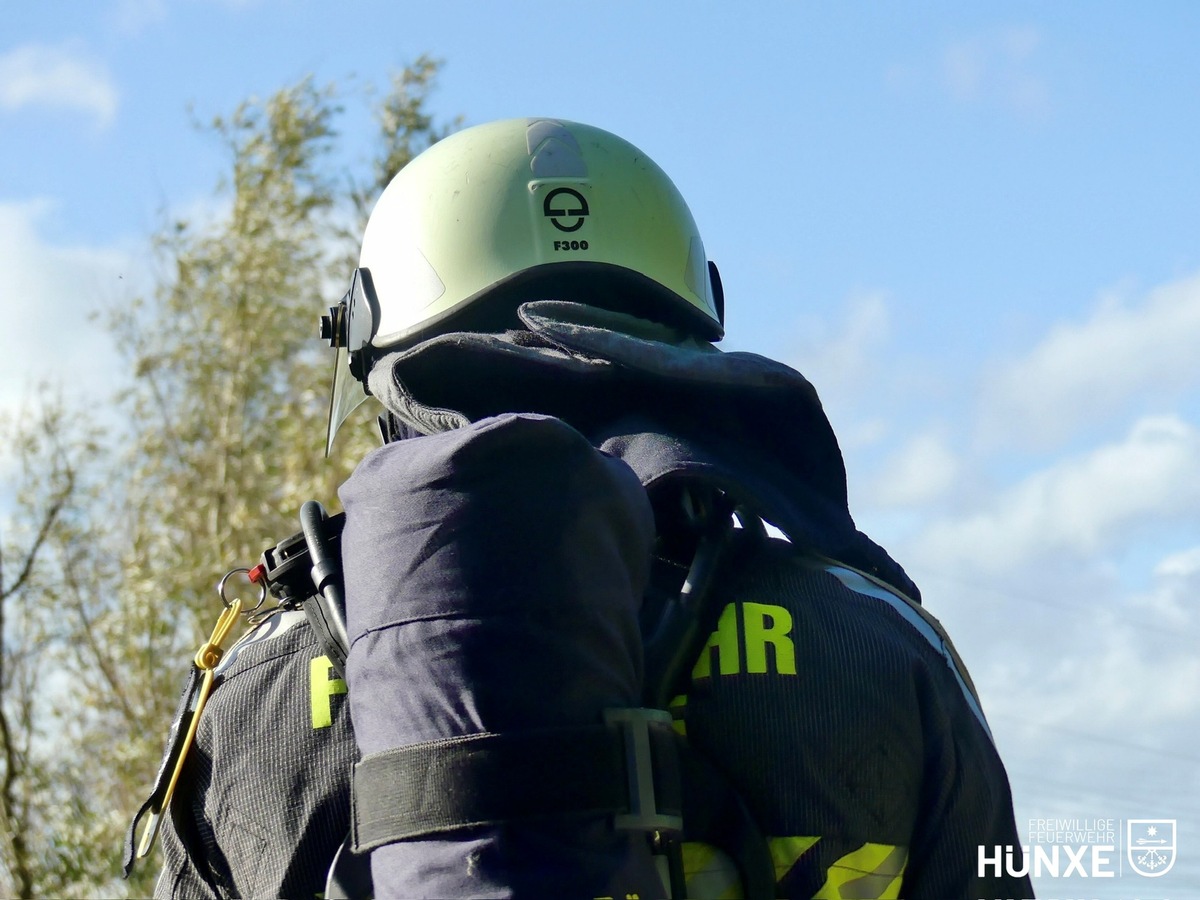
[979,272,1200,449]
[943,40,986,101]
[788,291,890,402]
[198,0,266,8]
[916,414,1200,574]
[1154,544,1200,579]
[0,200,135,418]
[110,0,167,33]
[940,26,1050,119]
[866,430,962,508]
[1044,612,1198,730]
[0,43,119,127]
[785,291,897,468]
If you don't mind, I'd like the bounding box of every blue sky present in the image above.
[4,2,1200,895]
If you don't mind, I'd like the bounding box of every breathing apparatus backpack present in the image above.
[249,425,776,900]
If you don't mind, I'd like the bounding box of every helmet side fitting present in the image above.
[358,117,725,354]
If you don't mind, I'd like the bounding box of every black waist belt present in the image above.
[351,709,684,852]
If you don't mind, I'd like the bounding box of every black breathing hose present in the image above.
[299,500,351,678]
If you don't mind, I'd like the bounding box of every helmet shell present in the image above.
[359,118,723,347]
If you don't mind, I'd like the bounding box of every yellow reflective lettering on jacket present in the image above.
[691,603,796,680]
[742,602,796,674]
[692,603,740,679]
[310,655,347,729]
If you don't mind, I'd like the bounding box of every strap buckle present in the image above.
[604,707,683,834]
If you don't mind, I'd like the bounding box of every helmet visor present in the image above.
[323,269,378,456]
[324,345,367,456]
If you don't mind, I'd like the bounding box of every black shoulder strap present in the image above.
[643,485,740,710]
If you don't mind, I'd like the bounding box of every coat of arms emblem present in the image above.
[1127,819,1176,877]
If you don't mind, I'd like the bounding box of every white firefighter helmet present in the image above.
[322,117,724,453]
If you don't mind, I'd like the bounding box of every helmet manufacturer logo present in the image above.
[543,187,589,232]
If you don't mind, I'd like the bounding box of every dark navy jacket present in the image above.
[152,301,1032,899]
